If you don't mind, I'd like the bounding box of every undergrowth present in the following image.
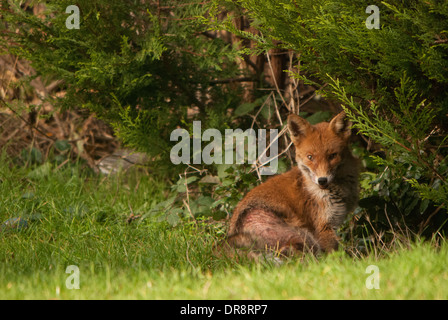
[0,155,447,299]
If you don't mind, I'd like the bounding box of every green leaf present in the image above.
[234,101,259,117]
[234,95,269,117]
[27,162,52,180]
[166,212,180,226]
[21,147,43,164]
[306,111,332,125]
[217,164,232,180]
[199,175,220,184]
[54,140,71,152]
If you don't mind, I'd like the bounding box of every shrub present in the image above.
[212,0,448,237]
[1,0,242,173]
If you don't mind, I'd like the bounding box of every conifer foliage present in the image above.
[216,0,448,235]
[2,0,241,162]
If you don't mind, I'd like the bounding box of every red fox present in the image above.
[226,112,359,257]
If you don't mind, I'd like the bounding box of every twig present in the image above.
[0,99,56,141]
[183,169,197,223]
[250,126,290,174]
[288,51,300,115]
[299,83,328,109]
[186,163,208,175]
[184,235,197,271]
[209,77,257,85]
[419,203,445,234]
[5,56,18,92]
[272,91,294,165]
[250,91,274,129]
[55,158,69,171]
[266,51,289,110]
[251,140,292,173]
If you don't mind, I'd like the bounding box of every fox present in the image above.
[225,111,359,257]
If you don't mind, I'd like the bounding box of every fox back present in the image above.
[226,112,359,257]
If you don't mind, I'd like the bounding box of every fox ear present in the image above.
[329,111,352,138]
[288,114,312,141]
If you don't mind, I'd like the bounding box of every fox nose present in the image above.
[318,177,328,186]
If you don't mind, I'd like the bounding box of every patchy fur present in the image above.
[225,112,359,258]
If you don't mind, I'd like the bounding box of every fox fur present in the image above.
[225,112,359,257]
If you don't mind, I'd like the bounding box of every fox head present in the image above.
[287,112,352,189]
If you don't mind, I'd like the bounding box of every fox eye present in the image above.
[307,154,314,161]
[328,153,338,160]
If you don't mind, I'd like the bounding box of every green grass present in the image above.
[1,159,447,299]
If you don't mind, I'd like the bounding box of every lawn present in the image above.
[1,159,447,300]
